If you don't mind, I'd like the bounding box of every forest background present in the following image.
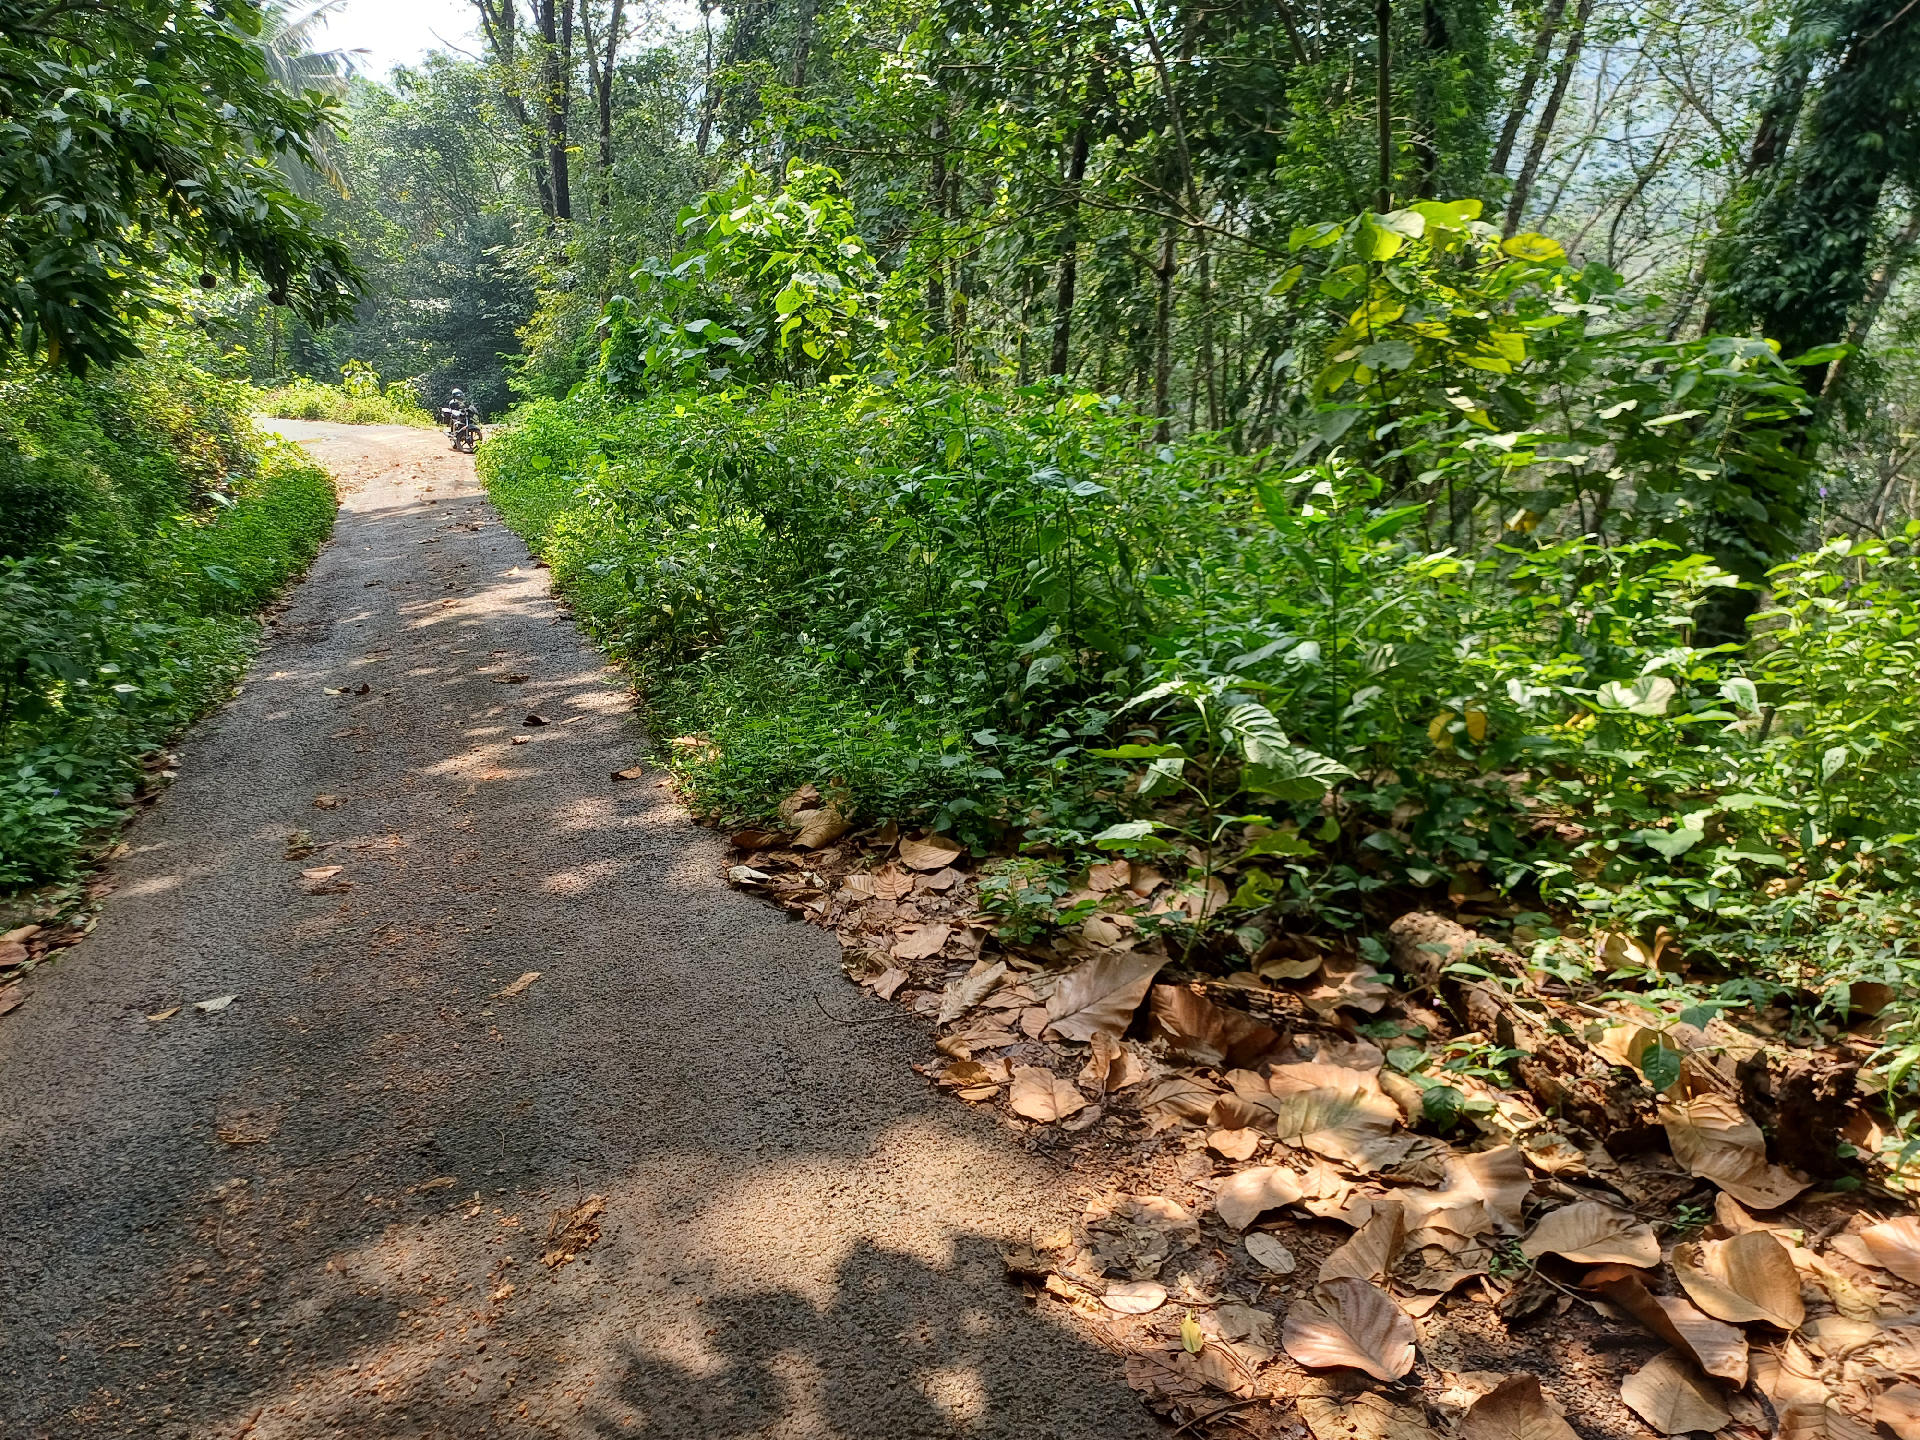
[7,0,1920,1148]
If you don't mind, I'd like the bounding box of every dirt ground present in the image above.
[0,421,1160,1439]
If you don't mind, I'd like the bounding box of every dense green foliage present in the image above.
[0,340,335,884]
[0,0,359,371]
[256,361,437,426]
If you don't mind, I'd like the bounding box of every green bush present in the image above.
[0,345,336,887]
[256,361,436,427]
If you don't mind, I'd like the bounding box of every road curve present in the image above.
[0,420,1158,1440]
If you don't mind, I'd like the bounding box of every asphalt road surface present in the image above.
[0,420,1158,1440]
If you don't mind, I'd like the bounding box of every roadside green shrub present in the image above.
[0,351,336,888]
[256,361,435,426]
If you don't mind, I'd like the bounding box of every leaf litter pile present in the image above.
[724,788,1920,1440]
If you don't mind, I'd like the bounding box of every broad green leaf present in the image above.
[1594,676,1676,716]
[1500,233,1565,262]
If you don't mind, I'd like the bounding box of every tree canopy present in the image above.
[0,0,360,370]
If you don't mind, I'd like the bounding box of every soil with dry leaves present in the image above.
[723,810,1920,1440]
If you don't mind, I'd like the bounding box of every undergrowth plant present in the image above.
[478,178,1920,1048]
[0,340,336,886]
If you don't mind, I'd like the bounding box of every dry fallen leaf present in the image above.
[1518,1201,1660,1268]
[0,983,27,1018]
[1421,1146,1530,1234]
[1619,1351,1731,1434]
[1208,1128,1263,1161]
[1875,1384,1920,1440]
[496,971,541,999]
[1282,1276,1417,1382]
[1859,1217,1920,1285]
[1139,1073,1221,1131]
[730,828,783,849]
[313,793,341,809]
[1320,1200,1406,1284]
[1584,1267,1748,1384]
[1247,1231,1297,1273]
[193,994,237,1013]
[1044,951,1166,1042]
[1102,1280,1169,1314]
[611,766,646,782]
[1008,1067,1090,1123]
[894,923,952,962]
[1216,1166,1306,1231]
[1661,1093,1810,1211]
[793,804,851,849]
[1262,1062,1409,1170]
[869,865,914,901]
[540,1195,605,1269]
[1297,1392,1438,1440]
[146,1006,181,1023]
[1149,984,1283,1070]
[867,967,909,1001]
[1673,1231,1805,1329]
[935,959,1004,1023]
[899,833,963,871]
[1460,1376,1579,1440]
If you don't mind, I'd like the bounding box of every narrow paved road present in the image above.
[0,422,1156,1440]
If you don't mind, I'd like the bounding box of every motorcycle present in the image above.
[440,402,481,454]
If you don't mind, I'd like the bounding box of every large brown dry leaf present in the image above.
[1148,984,1282,1070]
[867,966,908,1001]
[1875,1384,1920,1440]
[1297,1391,1439,1440]
[1044,951,1166,1042]
[1860,1217,1920,1284]
[1586,1268,1748,1384]
[1282,1277,1417,1382]
[897,923,954,963]
[1079,1032,1153,1095]
[935,959,1005,1024]
[1619,1352,1732,1434]
[1008,1067,1088,1123]
[1401,1146,1529,1239]
[1661,1093,1810,1210]
[792,803,851,849]
[1209,1128,1263,1161]
[1216,1166,1305,1231]
[1320,1200,1407,1285]
[869,865,914,901]
[1460,1376,1579,1440]
[1139,1073,1220,1131]
[1264,1062,1407,1170]
[1518,1201,1660,1267]
[899,833,963,871]
[1673,1231,1806,1329]
[1302,959,1394,1018]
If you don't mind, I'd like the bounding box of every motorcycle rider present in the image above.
[440,388,480,452]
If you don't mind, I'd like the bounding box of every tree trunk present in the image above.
[928,111,949,336]
[1375,0,1394,211]
[1153,219,1176,439]
[473,0,556,216]
[1503,0,1593,238]
[537,0,574,223]
[1489,0,1567,177]
[1049,124,1090,379]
